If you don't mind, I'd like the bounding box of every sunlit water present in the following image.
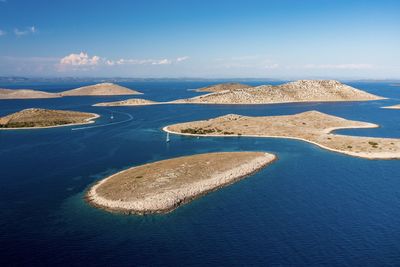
[1,81,400,266]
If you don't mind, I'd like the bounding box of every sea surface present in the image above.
[1,80,400,266]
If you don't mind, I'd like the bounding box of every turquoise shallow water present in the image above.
[1,81,400,266]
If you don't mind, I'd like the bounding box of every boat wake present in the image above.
[71,110,133,131]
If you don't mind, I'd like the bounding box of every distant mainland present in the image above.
[0,83,142,99]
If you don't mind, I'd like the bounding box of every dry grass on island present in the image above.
[382,104,400,109]
[194,82,253,92]
[0,108,98,129]
[164,111,400,160]
[87,152,276,214]
[0,83,142,100]
[93,80,384,107]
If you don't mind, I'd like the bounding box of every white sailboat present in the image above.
[166,132,170,142]
[110,112,114,120]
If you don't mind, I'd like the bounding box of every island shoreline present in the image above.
[162,124,400,160]
[85,152,277,215]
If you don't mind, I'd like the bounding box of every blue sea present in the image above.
[1,80,400,266]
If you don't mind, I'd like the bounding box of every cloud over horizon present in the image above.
[60,52,101,66]
[59,52,189,69]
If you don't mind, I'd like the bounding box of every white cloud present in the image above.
[60,52,101,66]
[14,26,37,36]
[107,58,172,65]
[59,52,187,70]
[152,59,171,65]
[176,56,189,62]
[303,64,373,70]
[0,29,6,36]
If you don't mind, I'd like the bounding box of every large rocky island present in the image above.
[87,152,276,214]
[0,83,142,99]
[176,80,384,104]
[0,108,99,129]
[164,111,400,159]
[93,80,384,106]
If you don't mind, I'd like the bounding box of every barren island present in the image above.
[0,108,99,129]
[86,152,276,214]
[164,111,400,160]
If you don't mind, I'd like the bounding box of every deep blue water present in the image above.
[1,81,400,266]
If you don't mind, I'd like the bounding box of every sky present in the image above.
[0,0,399,79]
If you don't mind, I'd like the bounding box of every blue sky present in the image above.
[0,0,399,78]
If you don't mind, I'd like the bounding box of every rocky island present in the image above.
[175,80,384,105]
[93,80,384,106]
[0,83,142,100]
[0,88,61,99]
[164,111,400,159]
[93,98,157,106]
[0,108,99,129]
[61,82,142,96]
[86,152,276,214]
[194,82,253,92]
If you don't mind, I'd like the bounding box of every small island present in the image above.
[194,82,253,92]
[86,152,276,214]
[0,108,99,129]
[164,111,400,159]
[93,98,157,106]
[93,80,384,106]
[0,88,61,99]
[60,82,142,96]
[0,83,142,100]
[382,104,400,109]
